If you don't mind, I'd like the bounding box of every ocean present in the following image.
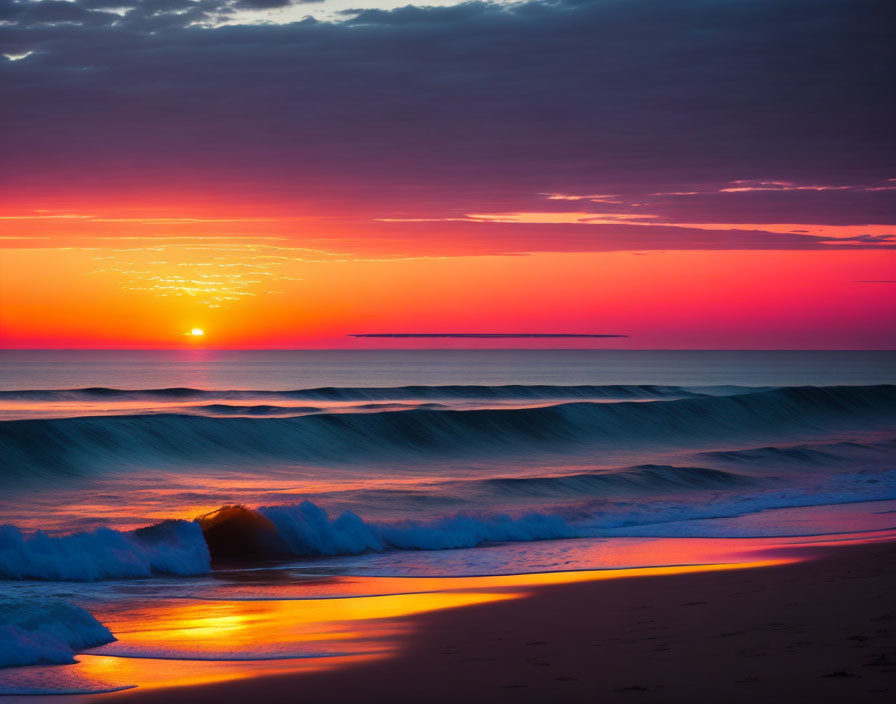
[1,350,895,696]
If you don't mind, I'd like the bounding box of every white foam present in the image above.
[259,501,576,556]
[0,520,210,581]
[0,599,115,668]
[258,472,896,558]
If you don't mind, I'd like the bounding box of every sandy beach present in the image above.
[108,538,896,704]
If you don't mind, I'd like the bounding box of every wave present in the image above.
[0,503,578,580]
[477,465,752,497]
[311,465,754,506]
[191,402,448,416]
[0,599,115,668]
[0,383,728,402]
[2,385,894,476]
[701,439,895,466]
[231,503,578,557]
[5,464,896,583]
[255,484,896,557]
[0,520,210,581]
[196,404,322,416]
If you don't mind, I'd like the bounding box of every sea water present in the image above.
[1,350,895,695]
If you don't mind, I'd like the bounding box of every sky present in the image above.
[0,0,894,349]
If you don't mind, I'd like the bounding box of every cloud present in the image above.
[348,333,628,338]
[0,0,893,255]
[231,0,309,9]
[717,180,896,193]
[2,0,120,25]
[375,202,895,248]
[541,193,622,204]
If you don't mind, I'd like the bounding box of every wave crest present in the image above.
[0,383,711,402]
[0,520,210,581]
[2,385,894,478]
[0,599,115,668]
[480,465,751,497]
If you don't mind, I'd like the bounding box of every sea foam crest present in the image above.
[257,501,576,555]
[0,599,115,668]
[0,520,210,581]
[197,502,577,560]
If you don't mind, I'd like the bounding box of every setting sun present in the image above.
[189,328,204,337]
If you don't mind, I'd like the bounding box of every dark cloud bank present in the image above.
[1,0,893,251]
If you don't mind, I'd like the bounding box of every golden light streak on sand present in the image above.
[27,559,796,698]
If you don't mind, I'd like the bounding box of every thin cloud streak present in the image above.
[349,334,629,339]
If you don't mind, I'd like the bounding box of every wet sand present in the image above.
[109,539,896,703]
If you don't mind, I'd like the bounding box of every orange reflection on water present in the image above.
[90,590,521,660]
[55,558,794,697]
[70,652,385,694]
[48,590,520,697]
[355,558,795,595]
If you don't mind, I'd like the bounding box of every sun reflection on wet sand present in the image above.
[89,591,522,659]
[0,559,795,700]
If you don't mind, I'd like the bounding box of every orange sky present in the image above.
[1,207,894,349]
[2,0,894,349]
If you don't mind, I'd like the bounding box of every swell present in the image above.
[192,402,448,415]
[196,404,322,416]
[0,383,726,402]
[310,465,754,506]
[476,465,752,497]
[1,385,895,478]
[700,439,896,466]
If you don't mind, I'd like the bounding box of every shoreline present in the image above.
[107,538,896,703]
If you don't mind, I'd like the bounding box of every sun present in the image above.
[189,328,204,337]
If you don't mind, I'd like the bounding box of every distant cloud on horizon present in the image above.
[349,333,629,339]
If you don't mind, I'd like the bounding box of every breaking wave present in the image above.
[0,599,115,668]
[0,503,581,580]
[0,520,210,581]
[6,467,896,582]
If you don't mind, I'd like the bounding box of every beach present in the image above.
[111,538,896,704]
